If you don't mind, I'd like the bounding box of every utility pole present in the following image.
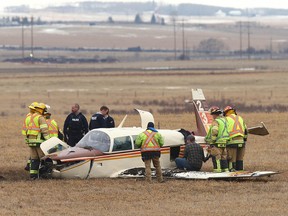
[173,18,177,60]
[270,37,273,60]
[239,21,242,59]
[247,21,251,60]
[30,16,34,61]
[182,19,185,60]
[21,17,24,61]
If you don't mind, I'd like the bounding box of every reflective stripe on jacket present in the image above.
[22,113,32,136]
[27,113,50,145]
[135,129,164,152]
[46,119,59,137]
[205,117,229,147]
[226,114,247,145]
[27,113,41,136]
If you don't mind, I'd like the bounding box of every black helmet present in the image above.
[209,106,222,115]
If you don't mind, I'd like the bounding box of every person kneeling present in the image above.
[175,135,209,171]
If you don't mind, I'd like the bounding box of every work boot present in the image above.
[221,160,229,172]
[212,157,222,173]
[30,159,40,179]
[236,160,244,171]
[229,162,236,172]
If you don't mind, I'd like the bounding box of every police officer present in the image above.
[89,106,115,130]
[26,103,50,179]
[135,122,164,183]
[102,106,115,128]
[224,106,248,171]
[63,103,88,147]
[205,106,229,173]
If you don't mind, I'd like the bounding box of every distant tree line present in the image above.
[0,16,44,26]
[134,13,165,25]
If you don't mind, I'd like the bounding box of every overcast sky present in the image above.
[1,0,288,10]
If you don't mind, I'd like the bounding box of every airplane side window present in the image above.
[132,135,140,149]
[112,136,132,152]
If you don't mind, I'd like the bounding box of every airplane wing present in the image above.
[118,168,279,180]
[135,108,154,128]
[248,122,269,136]
[165,170,279,180]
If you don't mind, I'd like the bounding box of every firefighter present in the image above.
[22,102,38,171]
[135,122,164,183]
[205,106,229,172]
[63,103,88,147]
[44,108,63,140]
[26,103,50,179]
[223,106,248,171]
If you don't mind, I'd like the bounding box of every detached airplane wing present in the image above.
[118,168,279,180]
[248,122,269,136]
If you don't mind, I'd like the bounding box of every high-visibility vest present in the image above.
[226,114,245,138]
[226,114,246,145]
[22,113,32,136]
[46,119,59,138]
[26,113,49,145]
[27,113,41,136]
[141,131,161,152]
[206,117,229,147]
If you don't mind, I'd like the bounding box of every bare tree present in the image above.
[197,38,228,54]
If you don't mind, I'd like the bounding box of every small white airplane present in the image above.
[40,89,276,180]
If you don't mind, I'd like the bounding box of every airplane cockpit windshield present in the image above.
[76,130,111,152]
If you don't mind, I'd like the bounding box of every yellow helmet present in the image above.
[34,103,47,113]
[223,105,236,116]
[28,101,38,110]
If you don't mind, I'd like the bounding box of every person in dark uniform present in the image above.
[89,106,115,130]
[101,106,115,128]
[63,103,88,147]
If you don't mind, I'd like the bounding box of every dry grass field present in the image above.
[2,15,288,62]
[0,59,288,215]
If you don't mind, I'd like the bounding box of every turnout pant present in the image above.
[144,157,163,182]
[29,146,45,179]
[210,146,228,172]
[227,146,245,171]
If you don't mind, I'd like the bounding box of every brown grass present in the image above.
[0,60,287,215]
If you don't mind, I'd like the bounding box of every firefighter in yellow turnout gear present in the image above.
[22,102,38,138]
[205,106,229,172]
[44,111,61,139]
[224,106,248,171]
[135,122,164,183]
[26,103,50,179]
[22,102,38,171]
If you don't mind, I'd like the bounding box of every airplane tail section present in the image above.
[192,89,213,136]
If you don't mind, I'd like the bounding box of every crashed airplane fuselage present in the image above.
[40,89,272,180]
